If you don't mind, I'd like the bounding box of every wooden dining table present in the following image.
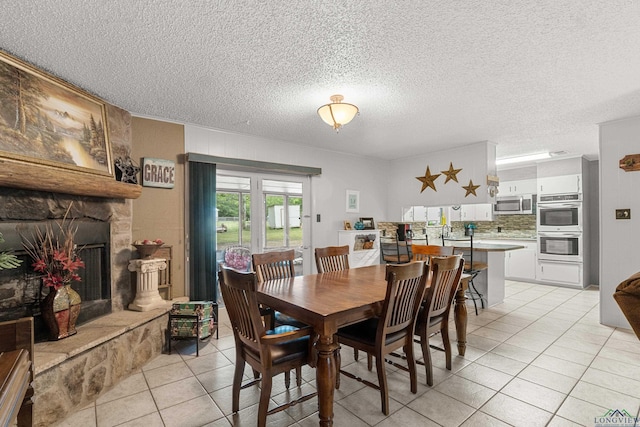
[257,263,469,427]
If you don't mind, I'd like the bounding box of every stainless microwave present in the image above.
[493,194,534,215]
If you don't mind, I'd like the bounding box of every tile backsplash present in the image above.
[378,214,536,243]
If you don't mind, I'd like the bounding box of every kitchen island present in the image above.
[444,239,524,307]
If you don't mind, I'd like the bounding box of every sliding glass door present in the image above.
[216,171,310,275]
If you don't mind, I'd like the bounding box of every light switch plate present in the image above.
[616,209,631,219]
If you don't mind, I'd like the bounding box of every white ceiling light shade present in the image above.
[317,94,359,132]
[496,152,552,166]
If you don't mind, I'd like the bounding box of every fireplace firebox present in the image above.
[0,221,111,341]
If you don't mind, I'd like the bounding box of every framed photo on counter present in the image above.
[359,217,375,230]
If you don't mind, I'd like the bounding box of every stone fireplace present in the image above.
[0,105,172,425]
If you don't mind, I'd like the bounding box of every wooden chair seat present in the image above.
[383,253,411,263]
[464,261,488,272]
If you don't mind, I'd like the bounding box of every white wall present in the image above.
[599,116,640,328]
[386,141,497,218]
[184,125,389,251]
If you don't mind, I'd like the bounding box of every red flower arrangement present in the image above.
[21,210,85,290]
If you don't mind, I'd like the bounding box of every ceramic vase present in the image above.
[41,284,81,340]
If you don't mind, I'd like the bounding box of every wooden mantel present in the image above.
[0,158,142,199]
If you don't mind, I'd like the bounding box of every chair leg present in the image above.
[442,323,452,371]
[421,330,433,386]
[253,369,260,380]
[296,366,302,387]
[232,357,245,413]
[367,353,373,371]
[354,348,359,361]
[284,370,291,389]
[375,354,390,415]
[257,372,272,427]
[404,342,417,394]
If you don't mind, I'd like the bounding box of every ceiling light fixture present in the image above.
[496,152,551,166]
[317,94,359,132]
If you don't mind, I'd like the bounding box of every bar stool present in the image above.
[464,235,487,315]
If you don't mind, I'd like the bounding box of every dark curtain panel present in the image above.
[188,161,217,301]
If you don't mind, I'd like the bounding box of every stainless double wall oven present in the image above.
[537,193,584,286]
[537,193,583,262]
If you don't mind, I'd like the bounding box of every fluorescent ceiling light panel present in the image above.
[496,152,551,166]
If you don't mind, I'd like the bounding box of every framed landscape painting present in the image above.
[0,50,113,177]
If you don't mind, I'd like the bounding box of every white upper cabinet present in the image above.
[538,174,581,195]
[498,179,537,196]
[460,203,493,221]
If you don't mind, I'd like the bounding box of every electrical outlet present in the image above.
[616,209,631,219]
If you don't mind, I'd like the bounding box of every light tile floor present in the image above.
[57,280,640,427]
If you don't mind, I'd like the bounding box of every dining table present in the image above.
[257,263,469,426]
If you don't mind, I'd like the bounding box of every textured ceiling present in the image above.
[1,1,640,161]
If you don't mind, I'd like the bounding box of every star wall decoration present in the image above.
[416,166,441,193]
[462,179,480,197]
[441,162,462,184]
[115,157,140,185]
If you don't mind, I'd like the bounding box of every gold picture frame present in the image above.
[0,50,113,177]
[344,220,352,230]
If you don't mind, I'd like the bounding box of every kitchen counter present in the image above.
[444,239,523,307]
[446,241,525,252]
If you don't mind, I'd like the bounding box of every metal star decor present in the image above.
[441,162,462,184]
[115,157,140,185]
[416,166,441,193]
[462,179,480,197]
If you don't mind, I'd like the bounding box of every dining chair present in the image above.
[218,266,317,427]
[314,245,350,273]
[314,244,359,371]
[411,244,454,262]
[252,249,305,328]
[413,255,464,386]
[335,261,428,415]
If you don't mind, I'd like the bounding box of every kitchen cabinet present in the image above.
[537,260,583,288]
[504,240,537,281]
[338,230,381,268]
[481,239,537,281]
[447,206,462,222]
[461,203,493,221]
[426,207,442,225]
[402,206,442,225]
[538,174,581,195]
[499,179,537,196]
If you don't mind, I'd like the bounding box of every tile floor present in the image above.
[57,280,640,427]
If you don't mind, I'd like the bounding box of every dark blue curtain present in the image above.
[188,160,217,301]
